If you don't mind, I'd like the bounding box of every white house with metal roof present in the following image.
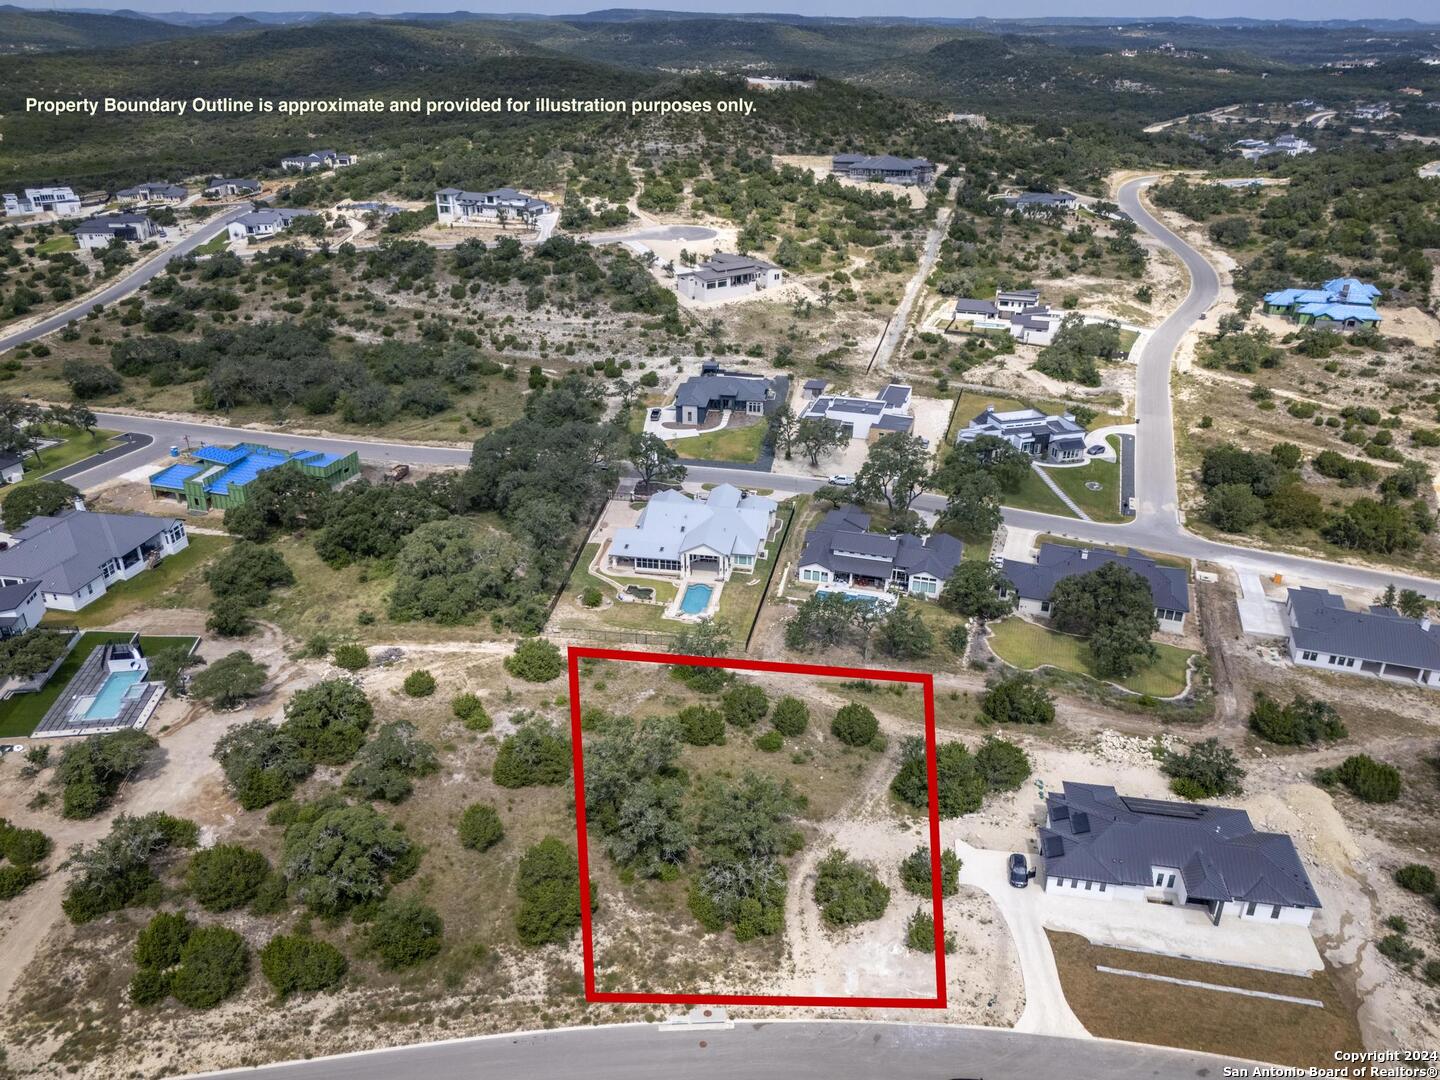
[999,544,1191,632]
[830,153,936,187]
[800,383,913,442]
[74,213,161,250]
[1039,781,1321,927]
[226,208,318,244]
[203,178,262,198]
[670,363,776,425]
[1285,587,1440,688]
[0,578,45,639]
[606,484,775,582]
[0,507,188,612]
[3,187,82,218]
[115,183,187,205]
[434,187,551,227]
[280,150,355,171]
[675,253,784,302]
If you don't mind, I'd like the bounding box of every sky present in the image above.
[13,0,1440,18]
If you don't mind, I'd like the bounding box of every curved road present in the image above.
[0,205,255,354]
[187,1019,1245,1079]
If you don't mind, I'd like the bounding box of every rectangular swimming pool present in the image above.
[680,583,713,615]
[83,670,145,721]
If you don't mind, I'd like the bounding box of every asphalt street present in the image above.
[184,1019,1247,1080]
[0,205,255,354]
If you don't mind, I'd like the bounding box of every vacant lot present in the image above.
[987,617,1194,699]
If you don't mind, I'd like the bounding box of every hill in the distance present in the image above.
[0,3,198,50]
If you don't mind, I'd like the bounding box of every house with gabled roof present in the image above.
[606,484,775,582]
[830,153,935,187]
[1285,587,1440,689]
[1003,191,1078,214]
[951,291,1066,346]
[1262,277,1382,330]
[1038,781,1321,927]
[999,543,1191,632]
[670,362,776,425]
[3,187,82,218]
[434,187,551,227]
[280,150,355,171]
[796,506,962,600]
[675,253,784,302]
[203,178,262,198]
[226,208,318,244]
[115,182,187,205]
[74,213,161,250]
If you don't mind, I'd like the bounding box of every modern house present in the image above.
[226,208,317,243]
[950,294,1066,346]
[0,578,45,639]
[1002,192,1078,215]
[434,187,551,227]
[0,507,188,612]
[956,405,1087,463]
[606,484,776,582]
[1233,134,1315,160]
[830,154,936,187]
[0,452,24,486]
[115,183,187,205]
[999,543,1191,632]
[675,253,784,302]
[1037,781,1322,927]
[280,150,356,171]
[3,187,82,218]
[203,178,262,198]
[148,442,360,513]
[796,506,963,600]
[1284,587,1440,689]
[1261,277,1381,329]
[1352,102,1395,120]
[670,363,776,426]
[745,75,815,90]
[74,213,161,250]
[800,383,913,442]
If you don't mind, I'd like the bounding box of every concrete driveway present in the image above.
[955,840,1091,1038]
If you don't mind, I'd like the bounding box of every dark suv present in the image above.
[1008,853,1030,888]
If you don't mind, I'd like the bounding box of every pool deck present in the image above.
[32,638,165,738]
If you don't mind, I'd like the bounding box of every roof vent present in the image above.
[1079,548,1089,560]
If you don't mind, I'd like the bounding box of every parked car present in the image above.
[1198,312,1208,320]
[649,408,662,421]
[1008,852,1030,888]
[1086,445,1105,456]
[827,474,854,487]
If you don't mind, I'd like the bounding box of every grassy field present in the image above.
[193,233,229,255]
[552,542,680,633]
[34,234,77,254]
[0,631,198,738]
[987,616,1194,698]
[43,534,230,629]
[1036,439,1123,523]
[1048,931,1363,1069]
[0,428,118,499]
[1000,465,1074,517]
[673,418,769,463]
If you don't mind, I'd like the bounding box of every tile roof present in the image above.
[1039,781,1321,909]
[1000,543,1190,613]
[1287,587,1440,670]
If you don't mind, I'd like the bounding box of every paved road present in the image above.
[0,206,255,354]
[585,224,719,245]
[185,1019,1245,1080]
[40,432,153,485]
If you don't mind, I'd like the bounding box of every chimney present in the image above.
[1424,617,1433,632]
[1080,548,1089,560]
[72,496,86,514]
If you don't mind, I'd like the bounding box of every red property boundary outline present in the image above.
[566,645,947,1009]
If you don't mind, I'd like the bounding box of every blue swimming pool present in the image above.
[680,584,713,615]
[83,670,145,721]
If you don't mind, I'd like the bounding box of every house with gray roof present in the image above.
[1003,191,1078,214]
[957,405,1087,463]
[3,187,81,218]
[115,182,187,205]
[74,213,161,251]
[800,383,913,442]
[0,578,45,639]
[0,451,26,487]
[797,506,962,600]
[950,290,1065,345]
[281,150,355,171]
[671,362,776,426]
[226,208,318,244]
[830,153,936,187]
[1285,587,1440,689]
[606,484,775,581]
[434,187,551,228]
[999,543,1191,632]
[203,178,262,198]
[1038,781,1321,927]
[0,506,187,612]
[675,253,784,302]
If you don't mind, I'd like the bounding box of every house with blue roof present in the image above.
[1262,277,1382,330]
[148,442,360,513]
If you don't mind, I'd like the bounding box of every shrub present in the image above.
[169,926,250,1009]
[281,803,412,916]
[212,719,312,810]
[771,696,808,736]
[344,720,439,802]
[905,908,956,953]
[1161,738,1245,798]
[813,850,890,928]
[1317,755,1402,803]
[891,737,988,817]
[332,644,369,671]
[62,812,198,924]
[831,703,878,747]
[402,669,437,697]
[188,651,268,709]
[282,679,374,766]
[206,596,255,637]
[722,684,768,728]
[504,638,564,682]
[134,911,192,970]
[1247,693,1346,745]
[980,674,1054,725]
[581,586,602,608]
[459,803,504,851]
[1425,960,1440,986]
[754,731,783,752]
[367,897,443,969]
[492,721,571,787]
[1378,933,1424,969]
[1395,864,1437,894]
[899,846,961,897]
[451,693,491,731]
[677,705,725,746]
[516,837,586,947]
[0,819,52,866]
[260,934,347,998]
[128,967,172,1006]
[186,845,270,912]
[974,736,1032,792]
[0,864,42,900]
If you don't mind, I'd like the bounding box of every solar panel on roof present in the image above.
[1071,811,1090,834]
[1051,802,1070,820]
[1120,796,1206,819]
[1041,835,1064,858]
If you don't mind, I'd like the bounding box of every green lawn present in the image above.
[0,632,198,738]
[1000,465,1074,517]
[987,617,1195,698]
[674,419,769,463]
[1,428,119,497]
[1116,328,1140,357]
[34,234,77,254]
[554,542,680,633]
[193,233,229,255]
[41,534,231,629]
[1036,439,1125,523]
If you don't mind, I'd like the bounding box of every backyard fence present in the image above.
[557,627,678,650]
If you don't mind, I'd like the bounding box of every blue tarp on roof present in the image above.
[194,445,249,465]
[1297,302,1381,322]
[149,463,204,491]
[204,445,291,495]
